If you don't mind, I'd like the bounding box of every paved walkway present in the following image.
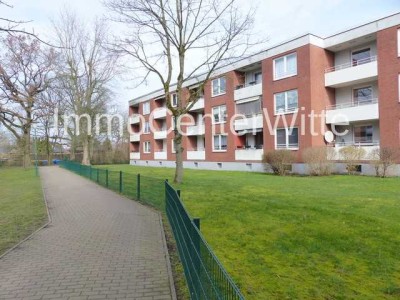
[0,167,175,300]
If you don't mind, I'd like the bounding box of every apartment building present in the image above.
[128,13,400,175]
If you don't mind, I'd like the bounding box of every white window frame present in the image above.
[211,77,226,97]
[273,53,297,80]
[143,121,150,134]
[171,93,178,107]
[352,85,373,104]
[143,102,150,115]
[212,105,227,124]
[274,89,298,115]
[398,28,400,57]
[398,74,400,102]
[213,134,227,152]
[275,127,299,150]
[171,140,176,153]
[143,141,151,153]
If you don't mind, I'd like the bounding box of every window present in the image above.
[171,140,177,153]
[143,102,150,115]
[211,77,226,97]
[354,125,373,144]
[274,90,298,114]
[143,141,151,153]
[273,53,297,80]
[276,128,299,149]
[213,135,227,151]
[236,99,261,116]
[353,86,372,105]
[351,48,371,66]
[143,121,150,134]
[212,105,227,123]
[254,72,262,84]
[171,93,178,107]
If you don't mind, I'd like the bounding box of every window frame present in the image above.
[274,89,299,115]
[211,77,226,97]
[352,86,373,105]
[143,102,150,115]
[171,93,178,107]
[171,140,177,153]
[213,134,228,152]
[143,141,151,153]
[143,121,150,134]
[212,105,227,124]
[398,28,400,57]
[273,52,297,81]
[275,127,299,150]
[353,125,374,145]
[351,48,371,66]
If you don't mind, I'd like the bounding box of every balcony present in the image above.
[130,134,140,142]
[186,124,205,136]
[235,148,264,161]
[329,142,380,161]
[130,152,140,160]
[153,107,168,119]
[325,56,378,88]
[129,115,140,124]
[325,99,379,124]
[154,151,167,160]
[189,97,205,111]
[154,130,167,140]
[234,82,262,101]
[187,149,206,160]
[234,114,263,131]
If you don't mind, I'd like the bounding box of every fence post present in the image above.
[106,169,109,188]
[119,171,123,193]
[177,190,181,197]
[193,218,201,230]
[137,174,140,200]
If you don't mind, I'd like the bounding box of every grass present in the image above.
[100,164,400,299]
[0,167,47,255]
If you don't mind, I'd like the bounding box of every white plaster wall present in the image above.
[334,81,379,106]
[334,42,377,66]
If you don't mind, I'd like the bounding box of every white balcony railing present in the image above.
[325,56,377,73]
[154,151,167,160]
[325,56,378,88]
[154,130,167,140]
[153,107,167,119]
[235,148,264,161]
[130,134,140,142]
[187,149,206,160]
[186,124,205,136]
[325,99,379,124]
[234,82,262,101]
[130,152,140,160]
[189,97,205,111]
[329,142,380,160]
[234,114,263,131]
[129,115,140,124]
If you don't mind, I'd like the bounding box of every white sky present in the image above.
[3,0,400,110]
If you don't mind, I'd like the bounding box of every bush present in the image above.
[262,150,295,176]
[303,147,335,176]
[369,147,399,178]
[339,146,366,175]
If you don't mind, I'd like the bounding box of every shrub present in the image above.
[262,150,295,176]
[303,147,335,176]
[369,147,399,178]
[339,146,366,175]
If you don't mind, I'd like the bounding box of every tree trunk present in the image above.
[173,133,184,184]
[82,136,91,165]
[70,136,76,160]
[22,129,31,169]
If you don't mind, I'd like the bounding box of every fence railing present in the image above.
[166,181,244,300]
[59,160,245,300]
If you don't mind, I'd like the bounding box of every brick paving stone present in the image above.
[0,167,174,300]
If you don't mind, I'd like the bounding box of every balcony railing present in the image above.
[130,152,140,160]
[186,124,205,136]
[325,55,377,73]
[187,149,206,160]
[235,81,262,90]
[334,141,379,147]
[276,143,299,150]
[326,98,378,110]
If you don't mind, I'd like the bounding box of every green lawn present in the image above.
[101,164,400,299]
[0,168,47,255]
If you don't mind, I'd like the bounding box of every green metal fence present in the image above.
[165,181,244,300]
[59,160,244,300]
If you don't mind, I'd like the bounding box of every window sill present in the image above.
[212,121,227,125]
[274,109,298,116]
[212,150,227,153]
[273,73,297,81]
[275,147,299,151]
[211,92,226,98]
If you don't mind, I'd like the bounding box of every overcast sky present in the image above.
[4,0,400,109]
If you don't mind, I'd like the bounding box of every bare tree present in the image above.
[0,35,56,168]
[369,147,399,178]
[105,0,260,183]
[53,9,118,165]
